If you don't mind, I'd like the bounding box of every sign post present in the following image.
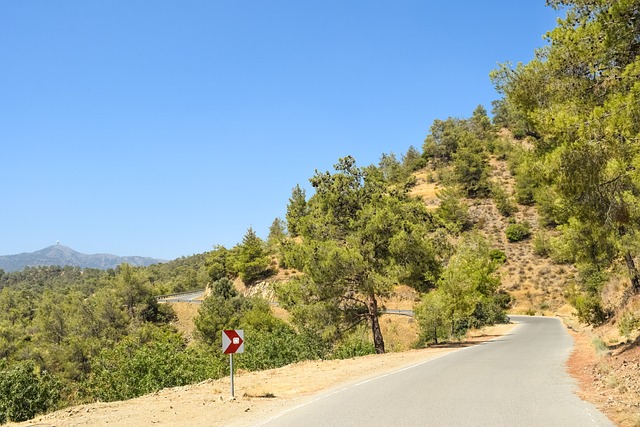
[222,330,244,398]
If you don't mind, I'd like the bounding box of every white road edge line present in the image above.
[257,322,521,426]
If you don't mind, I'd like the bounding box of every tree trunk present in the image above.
[367,294,385,354]
[621,251,640,306]
[433,322,438,345]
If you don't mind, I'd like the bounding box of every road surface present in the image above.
[259,316,613,427]
[157,290,204,303]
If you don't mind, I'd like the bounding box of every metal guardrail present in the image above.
[156,289,206,300]
[384,309,415,317]
[157,291,415,316]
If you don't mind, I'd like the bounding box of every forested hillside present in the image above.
[491,0,640,326]
[1,0,639,424]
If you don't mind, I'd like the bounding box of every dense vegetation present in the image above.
[492,0,640,325]
[3,0,639,422]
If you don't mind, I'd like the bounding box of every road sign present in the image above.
[222,329,244,354]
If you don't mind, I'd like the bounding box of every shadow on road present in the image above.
[427,334,505,349]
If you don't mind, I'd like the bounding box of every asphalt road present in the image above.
[259,316,614,427]
[157,290,204,303]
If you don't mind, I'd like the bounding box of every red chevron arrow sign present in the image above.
[222,329,244,354]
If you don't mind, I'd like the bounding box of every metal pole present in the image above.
[230,353,235,398]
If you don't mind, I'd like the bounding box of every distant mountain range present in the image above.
[0,245,166,272]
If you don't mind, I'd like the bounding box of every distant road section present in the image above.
[157,290,205,304]
[261,316,614,427]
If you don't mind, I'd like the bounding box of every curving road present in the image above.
[259,316,613,427]
[157,290,205,304]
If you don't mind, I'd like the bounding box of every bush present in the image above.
[435,187,470,234]
[415,290,448,345]
[532,231,552,257]
[85,326,225,402]
[491,185,517,217]
[239,326,326,371]
[505,222,531,242]
[0,361,62,423]
[330,329,376,359]
[572,294,611,326]
[618,311,640,340]
[489,249,507,264]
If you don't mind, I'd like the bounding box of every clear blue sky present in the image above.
[1,1,561,260]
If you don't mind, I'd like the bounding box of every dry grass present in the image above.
[168,302,200,341]
[409,170,440,206]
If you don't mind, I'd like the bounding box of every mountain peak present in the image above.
[0,246,165,273]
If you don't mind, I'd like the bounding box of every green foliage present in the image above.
[138,296,177,324]
[267,217,288,252]
[329,326,376,359]
[146,252,209,294]
[490,97,534,139]
[534,186,569,227]
[0,361,62,423]
[507,147,540,206]
[0,254,236,417]
[402,145,426,172]
[238,324,326,371]
[286,184,308,237]
[532,231,552,257]
[618,311,640,340]
[469,292,511,328]
[491,184,517,217]
[488,249,507,264]
[195,284,326,372]
[377,148,426,188]
[470,105,493,141]
[415,290,448,344]
[228,228,275,284]
[115,263,152,319]
[572,293,611,326]
[417,234,506,341]
[422,118,464,165]
[85,326,224,402]
[493,0,640,304]
[452,136,491,198]
[278,156,441,354]
[194,291,250,347]
[434,186,470,234]
[378,152,404,183]
[566,267,612,326]
[505,222,531,242]
[421,109,493,198]
[206,245,230,282]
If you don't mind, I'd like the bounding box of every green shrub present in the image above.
[469,297,510,328]
[85,326,225,402]
[0,361,62,423]
[330,328,376,359]
[532,231,552,257]
[505,222,531,242]
[572,294,611,326]
[489,249,507,264]
[618,311,640,340]
[435,187,470,234]
[491,185,517,217]
[238,326,326,371]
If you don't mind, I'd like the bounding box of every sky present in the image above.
[1,1,562,261]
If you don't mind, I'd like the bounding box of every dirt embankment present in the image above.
[567,321,640,427]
